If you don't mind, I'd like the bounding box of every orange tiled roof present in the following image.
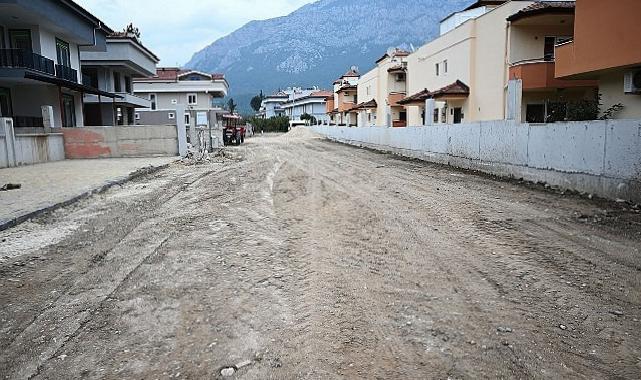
[507,1,575,22]
[398,89,431,105]
[431,80,470,99]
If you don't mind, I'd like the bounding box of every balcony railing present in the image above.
[56,64,78,83]
[0,49,55,76]
[509,59,598,90]
[13,116,44,128]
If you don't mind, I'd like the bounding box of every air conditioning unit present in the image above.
[623,70,641,94]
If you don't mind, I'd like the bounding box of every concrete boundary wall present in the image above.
[62,125,182,159]
[1,118,65,168]
[311,120,641,203]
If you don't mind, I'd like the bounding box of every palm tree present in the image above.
[227,98,237,114]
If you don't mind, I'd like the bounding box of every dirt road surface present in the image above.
[1,129,640,379]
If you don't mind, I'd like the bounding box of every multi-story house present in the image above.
[330,67,360,126]
[355,48,409,127]
[133,67,229,130]
[80,30,159,126]
[555,0,641,119]
[401,0,596,126]
[283,89,331,126]
[0,0,116,129]
[259,92,289,118]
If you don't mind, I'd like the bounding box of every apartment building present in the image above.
[133,68,229,130]
[555,0,641,119]
[402,0,596,126]
[80,30,159,126]
[355,48,409,127]
[259,92,289,118]
[329,67,360,126]
[0,0,116,129]
[283,89,331,126]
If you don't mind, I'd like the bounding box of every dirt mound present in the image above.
[282,126,319,139]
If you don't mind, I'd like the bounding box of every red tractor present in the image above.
[222,114,245,146]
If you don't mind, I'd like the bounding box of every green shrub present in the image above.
[248,116,290,133]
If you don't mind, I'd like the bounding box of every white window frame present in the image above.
[184,113,191,125]
[149,93,157,110]
[443,60,448,74]
[168,112,175,120]
[135,112,140,120]
[435,63,440,76]
[187,93,198,105]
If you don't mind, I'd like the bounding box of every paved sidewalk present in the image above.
[0,158,176,230]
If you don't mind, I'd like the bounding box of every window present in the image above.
[185,113,191,125]
[61,94,76,127]
[82,68,99,88]
[135,113,140,120]
[544,36,573,61]
[113,71,121,92]
[125,76,132,93]
[435,62,440,76]
[149,94,156,110]
[0,26,5,50]
[56,38,71,68]
[526,104,545,123]
[188,93,197,105]
[9,29,32,51]
[0,87,13,117]
[127,108,134,125]
[544,37,556,61]
[433,108,439,123]
[443,60,448,74]
[168,112,175,119]
[171,99,178,105]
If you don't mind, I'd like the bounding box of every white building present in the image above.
[282,89,332,126]
[133,68,229,130]
[258,92,289,118]
[80,32,159,126]
[0,0,117,129]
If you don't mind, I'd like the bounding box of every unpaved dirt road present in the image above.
[1,129,640,379]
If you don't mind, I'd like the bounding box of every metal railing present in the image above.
[12,116,44,128]
[55,64,78,83]
[0,49,55,76]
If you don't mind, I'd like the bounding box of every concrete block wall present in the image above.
[1,118,65,168]
[62,125,181,159]
[312,120,641,203]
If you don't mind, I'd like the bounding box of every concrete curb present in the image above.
[0,163,171,232]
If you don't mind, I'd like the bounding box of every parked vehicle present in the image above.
[222,114,245,146]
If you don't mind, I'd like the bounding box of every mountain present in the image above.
[185,0,472,112]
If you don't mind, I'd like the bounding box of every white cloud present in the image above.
[75,0,314,66]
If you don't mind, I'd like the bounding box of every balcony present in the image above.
[0,49,55,76]
[55,64,78,83]
[509,59,597,91]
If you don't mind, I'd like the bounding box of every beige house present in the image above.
[403,0,596,126]
[329,67,360,126]
[355,49,409,127]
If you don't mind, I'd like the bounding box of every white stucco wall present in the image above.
[311,119,641,203]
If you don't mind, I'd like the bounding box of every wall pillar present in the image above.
[175,105,188,157]
[506,79,523,123]
[424,99,435,126]
[386,105,392,128]
[1,118,17,167]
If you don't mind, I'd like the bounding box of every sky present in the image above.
[75,0,315,66]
